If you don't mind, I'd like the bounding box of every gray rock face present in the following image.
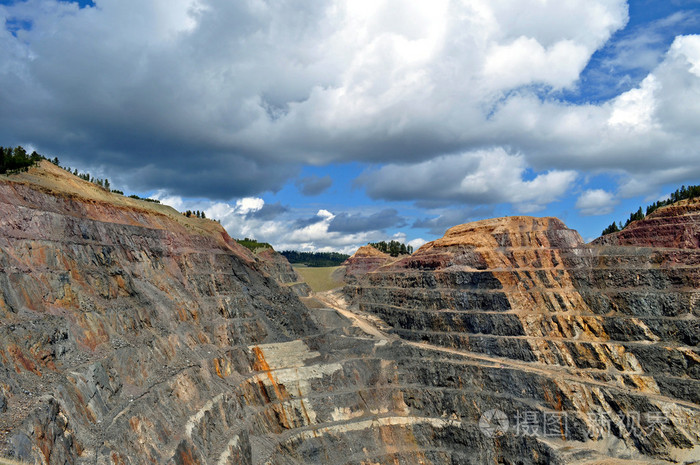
[254,248,311,297]
[0,175,324,463]
[0,164,698,465]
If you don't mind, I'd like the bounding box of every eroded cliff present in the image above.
[253,248,311,296]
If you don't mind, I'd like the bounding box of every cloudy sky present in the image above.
[1,0,699,252]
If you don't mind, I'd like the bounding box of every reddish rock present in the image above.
[338,245,399,280]
[593,199,700,248]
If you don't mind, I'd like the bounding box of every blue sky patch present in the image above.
[4,16,31,36]
[562,0,700,104]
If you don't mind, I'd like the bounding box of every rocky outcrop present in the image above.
[254,248,311,296]
[334,245,397,283]
[347,215,700,464]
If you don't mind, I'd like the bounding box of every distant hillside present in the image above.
[280,250,349,267]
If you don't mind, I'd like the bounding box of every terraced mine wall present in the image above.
[347,213,700,463]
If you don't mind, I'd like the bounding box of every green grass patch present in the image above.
[293,265,343,293]
[235,238,272,252]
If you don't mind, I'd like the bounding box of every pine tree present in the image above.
[602,222,620,235]
[13,146,27,159]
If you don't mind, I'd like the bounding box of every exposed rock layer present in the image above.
[254,248,311,296]
[347,213,700,463]
[593,199,700,249]
[335,245,398,283]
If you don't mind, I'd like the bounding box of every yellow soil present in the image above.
[350,245,390,258]
[434,216,564,248]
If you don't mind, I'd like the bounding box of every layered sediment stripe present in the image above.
[350,215,699,460]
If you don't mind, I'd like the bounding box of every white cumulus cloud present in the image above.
[0,0,697,216]
[151,195,402,253]
[575,189,618,216]
[360,148,578,212]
